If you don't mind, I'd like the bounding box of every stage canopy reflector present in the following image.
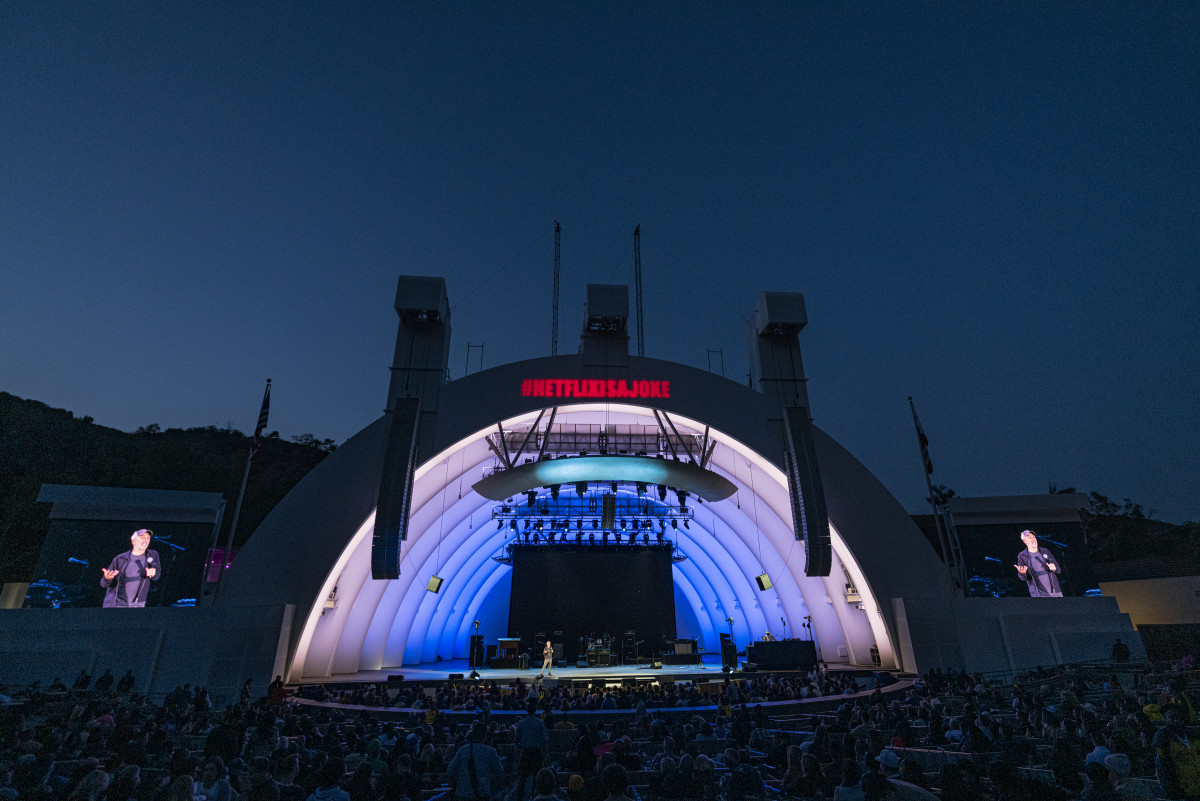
[471,455,737,503]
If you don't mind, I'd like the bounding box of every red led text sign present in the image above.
[521,378,671,399]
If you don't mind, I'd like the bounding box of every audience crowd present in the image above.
[1,658,1196,801]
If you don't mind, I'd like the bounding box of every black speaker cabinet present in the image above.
[469,635,485,668]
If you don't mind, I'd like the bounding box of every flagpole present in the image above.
[214,379,271,603]
[908,396,959,593]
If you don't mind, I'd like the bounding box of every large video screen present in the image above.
[508,545,676,661]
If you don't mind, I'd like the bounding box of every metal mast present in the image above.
[634,224,644,357]
[552,221,561,356]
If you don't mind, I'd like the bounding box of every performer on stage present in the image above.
[101,528,161,608]
[538,639,553,677]
[1014,529,1063,597]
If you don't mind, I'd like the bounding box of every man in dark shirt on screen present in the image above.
[1014,529,1063,597]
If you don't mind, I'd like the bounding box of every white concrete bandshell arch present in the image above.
[286,403,897,681]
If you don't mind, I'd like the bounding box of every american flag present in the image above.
[909,397,934,475]
[250,379,271,458]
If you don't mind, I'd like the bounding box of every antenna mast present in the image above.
[634,224,644,357]
[552,221,561,356]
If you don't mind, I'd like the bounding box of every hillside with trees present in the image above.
[0,392,334,583]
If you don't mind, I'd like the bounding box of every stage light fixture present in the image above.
[576,520,583,530]
[636,482,647,496]
[610,481,619,494]
[620,519,627,529]
[589,534,595,544]
[657,484,668,501]
[549,484,560,501]
[671,520,678,530]
[684,520,690,529]
[642,533,650,544]
[496,521,503,530]
[656,530,665,544]
[525,490,537,507]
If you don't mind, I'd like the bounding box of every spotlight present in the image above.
[671,520,678,530]
[620,519,627,530]
[684,520,690,529]
[575,482,588,497]
[675,489,689,508]
[576,520,583,531]
[642,533,650,544]
[656,530,665,545]
[636,482,647,496]
[525,490,537,507]
[657,484,668,502]
[610,481,619,494]
[509,520,517,531]
[589,534,596,544]
[496,520,504,530]
[550,484,560,501]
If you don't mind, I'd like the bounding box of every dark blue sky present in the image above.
[2,3,1197,523]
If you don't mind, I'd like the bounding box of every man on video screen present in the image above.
[1014,529,1062,597]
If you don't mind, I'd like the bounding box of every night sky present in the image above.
[3,4,1197,524]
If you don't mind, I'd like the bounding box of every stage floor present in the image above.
[291,653,870,687]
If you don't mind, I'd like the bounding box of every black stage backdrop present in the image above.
[508,544,675,661]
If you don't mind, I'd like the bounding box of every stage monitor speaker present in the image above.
[542,678,558,689]
[652,660,662,669]
[448,673,464,681]
[755,573,772,591]
[601,493,616,529]
[387,674,405,683]
[426,575,443,593]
